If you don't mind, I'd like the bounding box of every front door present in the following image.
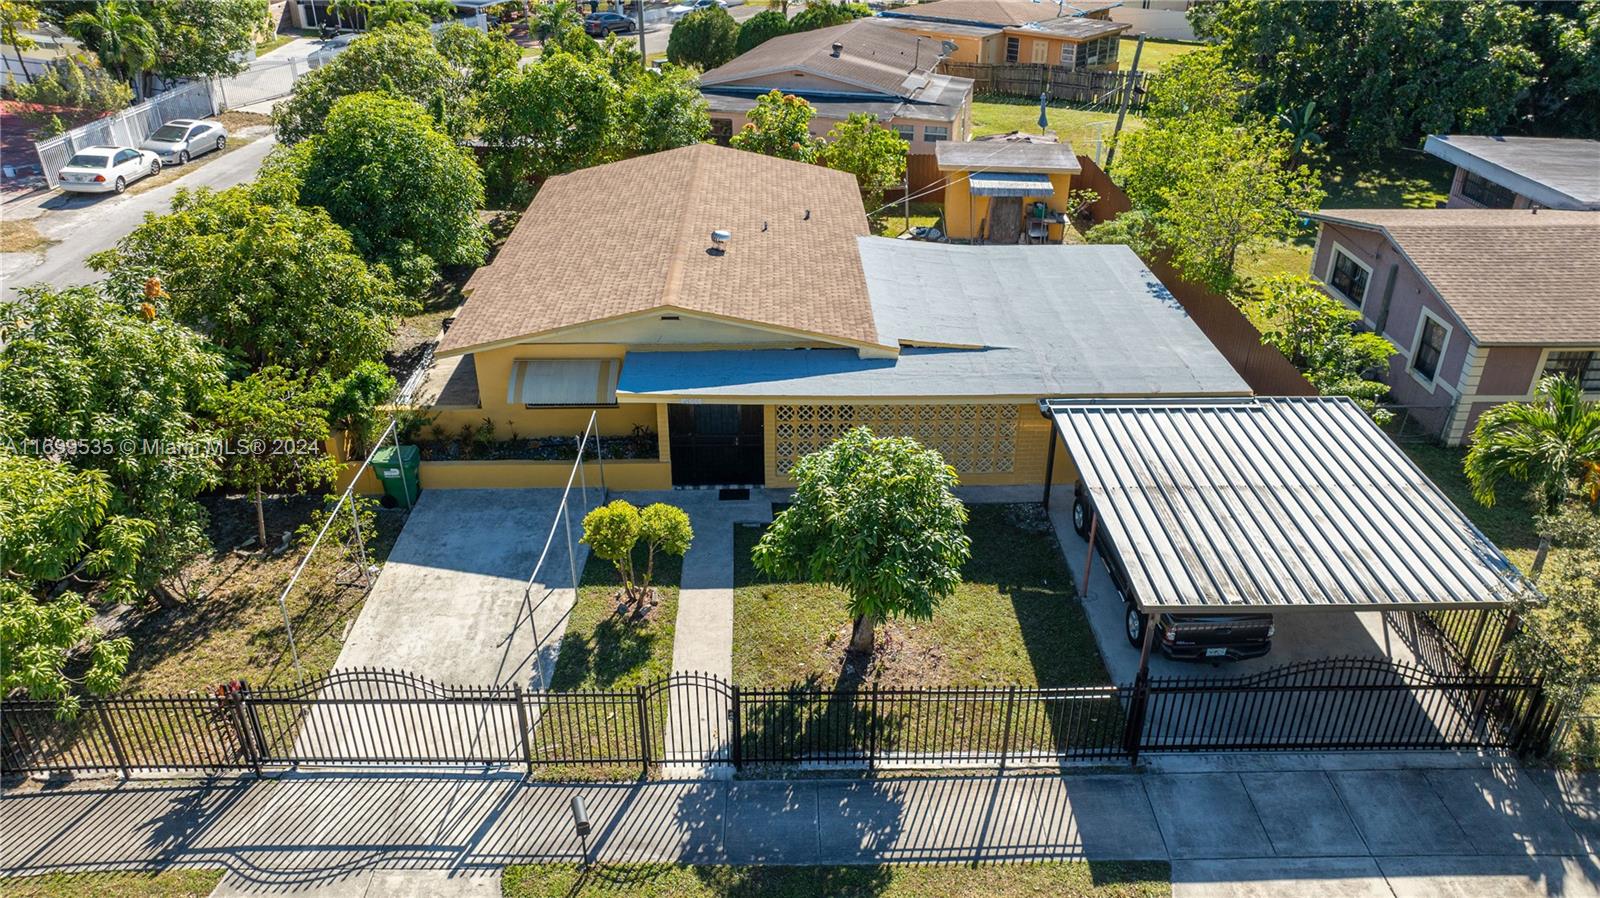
[988,196,1023,244]
[668,404,765,486]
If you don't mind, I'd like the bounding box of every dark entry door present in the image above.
[988,196,1023,244]
[668,404,764,486]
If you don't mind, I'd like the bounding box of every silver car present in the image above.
[140,118,228,165]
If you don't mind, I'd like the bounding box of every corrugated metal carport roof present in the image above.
[1044,396,1535,612]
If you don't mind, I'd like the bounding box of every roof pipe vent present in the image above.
[710,228,731,254]
[831,41,843,57]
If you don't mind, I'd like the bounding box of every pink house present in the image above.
[1306,208,1600,445]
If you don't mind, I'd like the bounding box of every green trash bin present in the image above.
[371,444,421,508]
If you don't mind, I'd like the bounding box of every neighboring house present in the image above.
[700,19,974,191]
[412,143,1247,490]
[287,0,495,30]
[878,0,1130,69]
[1307,208,1600,444]
[937,136,1081,243]
[1423,135,1600,211]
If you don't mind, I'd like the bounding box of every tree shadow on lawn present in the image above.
[548,546,684,692]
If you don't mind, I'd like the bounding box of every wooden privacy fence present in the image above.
[1071,155,1318,397]
[1,660,1559,777]
[939,62,1149,110]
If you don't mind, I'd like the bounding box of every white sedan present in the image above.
[56,146,163,194]
[668,0,727,19]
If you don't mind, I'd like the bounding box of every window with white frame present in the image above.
[1411,313,1449,383]
[923,126,949,142]
[1059,42,1075,66]
[893,124,915,141]
[1326,245,1371,308]
[1542,350,1600,392]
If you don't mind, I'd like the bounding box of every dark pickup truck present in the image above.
[1072,481,1274,664]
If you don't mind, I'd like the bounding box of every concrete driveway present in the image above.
[334,488,594,690]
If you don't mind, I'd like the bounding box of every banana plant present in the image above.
[1277,100,1324,163]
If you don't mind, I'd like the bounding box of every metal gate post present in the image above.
[999,685,1018,770]
[729,685,743,771]
[1512,686,1550,757]
[514,684,534,777]
[228,689,261,776]
[867,687,879,770]
[635,685,652,773]
[93,701,131,779]
[1122,675,1149,765]
[347,496,371,585]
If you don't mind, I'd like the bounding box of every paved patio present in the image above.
[1,758,1594,896]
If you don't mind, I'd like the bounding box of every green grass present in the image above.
[970,98,1139,151]
[733,504,1109,689]
[256,33,294,55]
[876,202,944,237]
[502,861,1171,897]
[548,547,682,691]
[1394,441,1542,572]
[1121,37,1202,72]
[2,870,224,898]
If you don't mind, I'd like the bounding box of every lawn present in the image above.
[970,97,1139,153]
[548,547,683,691]
[732,504,1109,689]
[875,201,944,238]
[103,493,406,693]
[1394,440,1543,573]
[2,870,224,898]
[1121,37,1202,72]
[502,861,1170,897]
[256,33,295,55]
[0,218,56,254]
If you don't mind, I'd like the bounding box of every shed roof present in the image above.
[1423,135,1600,210]
[701,19,943,98]
[614,241,1249,400]
[1044,397,1534,612]
[439,144,884,356]
[1306,208,1600,347]
[936,139,1081,172]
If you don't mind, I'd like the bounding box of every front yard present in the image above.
[548,548,683,691]
[3,870,223,898]
[732,504,1109,690]
[503,861,1170,898]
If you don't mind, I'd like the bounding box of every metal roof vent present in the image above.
[831,41,843,57]
[710,228,731,253]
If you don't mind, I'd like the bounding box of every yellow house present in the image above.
[937,137,1082,243]
[397,144,1248,493]
[879,0,1130,70]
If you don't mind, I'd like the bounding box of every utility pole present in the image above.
[1102,34,1144,171]
[636,0,646,60]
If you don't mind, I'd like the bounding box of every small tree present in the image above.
[210,367,342,548]
[1084,209,1159,258]
[481,49,618,184]
[736,8,789,54]
[752,427,970,654]
[581,500,694,604]
[821,113,907,210]
[0,455,135,713]
[273,23,461,142]
[1467,375,1600,513]
[730,89,821,163]
[615,64,711,156]
[666,5,738,70]
[788,0,868,33]
[1251,274,1394,420]
[1508,504,1600,725]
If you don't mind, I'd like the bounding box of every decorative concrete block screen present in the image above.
[773,404,1018,475]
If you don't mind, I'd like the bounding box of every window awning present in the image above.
[968,172,1055,197]
[506,359,619,407]
[1043,396,1536,612]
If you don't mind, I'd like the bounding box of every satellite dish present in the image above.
[940,39,958,56]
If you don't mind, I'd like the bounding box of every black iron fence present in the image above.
[2,660,1559,777]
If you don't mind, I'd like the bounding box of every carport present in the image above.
[1038,396,1537,685]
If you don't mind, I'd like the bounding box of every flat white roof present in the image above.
[1424,135,1600,210]
[1045,396,1535,612]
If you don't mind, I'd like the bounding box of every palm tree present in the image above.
[64,0,155,99]
[1466,374,1600,514]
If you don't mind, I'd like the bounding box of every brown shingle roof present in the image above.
[701,19,938,99]
[438,144,881,356]
[1309,208,1600,346]
[889,0,1120,27]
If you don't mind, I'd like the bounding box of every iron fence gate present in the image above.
[1,662,1560,777]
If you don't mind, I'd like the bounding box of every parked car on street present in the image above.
[668,0,726,19]
[56,146,162,194]
[140,119,228,165]
[584,10,637,34]
[1072,480,1275,664]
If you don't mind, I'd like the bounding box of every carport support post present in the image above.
[1080,508,1099,598]
[347,496,370,585]
[1041,430,1057,510]
[1123,619,1156,763]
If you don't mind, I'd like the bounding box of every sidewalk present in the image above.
[3,757,1595,896]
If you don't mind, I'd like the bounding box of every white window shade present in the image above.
[506,359,619,407]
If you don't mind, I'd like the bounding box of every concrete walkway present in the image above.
[2,757,1595,896]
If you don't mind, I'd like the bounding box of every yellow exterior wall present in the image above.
[941,170,1076,242]
[459,344,657,439]
[762,402,1078,488]
[344,459,671,495]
